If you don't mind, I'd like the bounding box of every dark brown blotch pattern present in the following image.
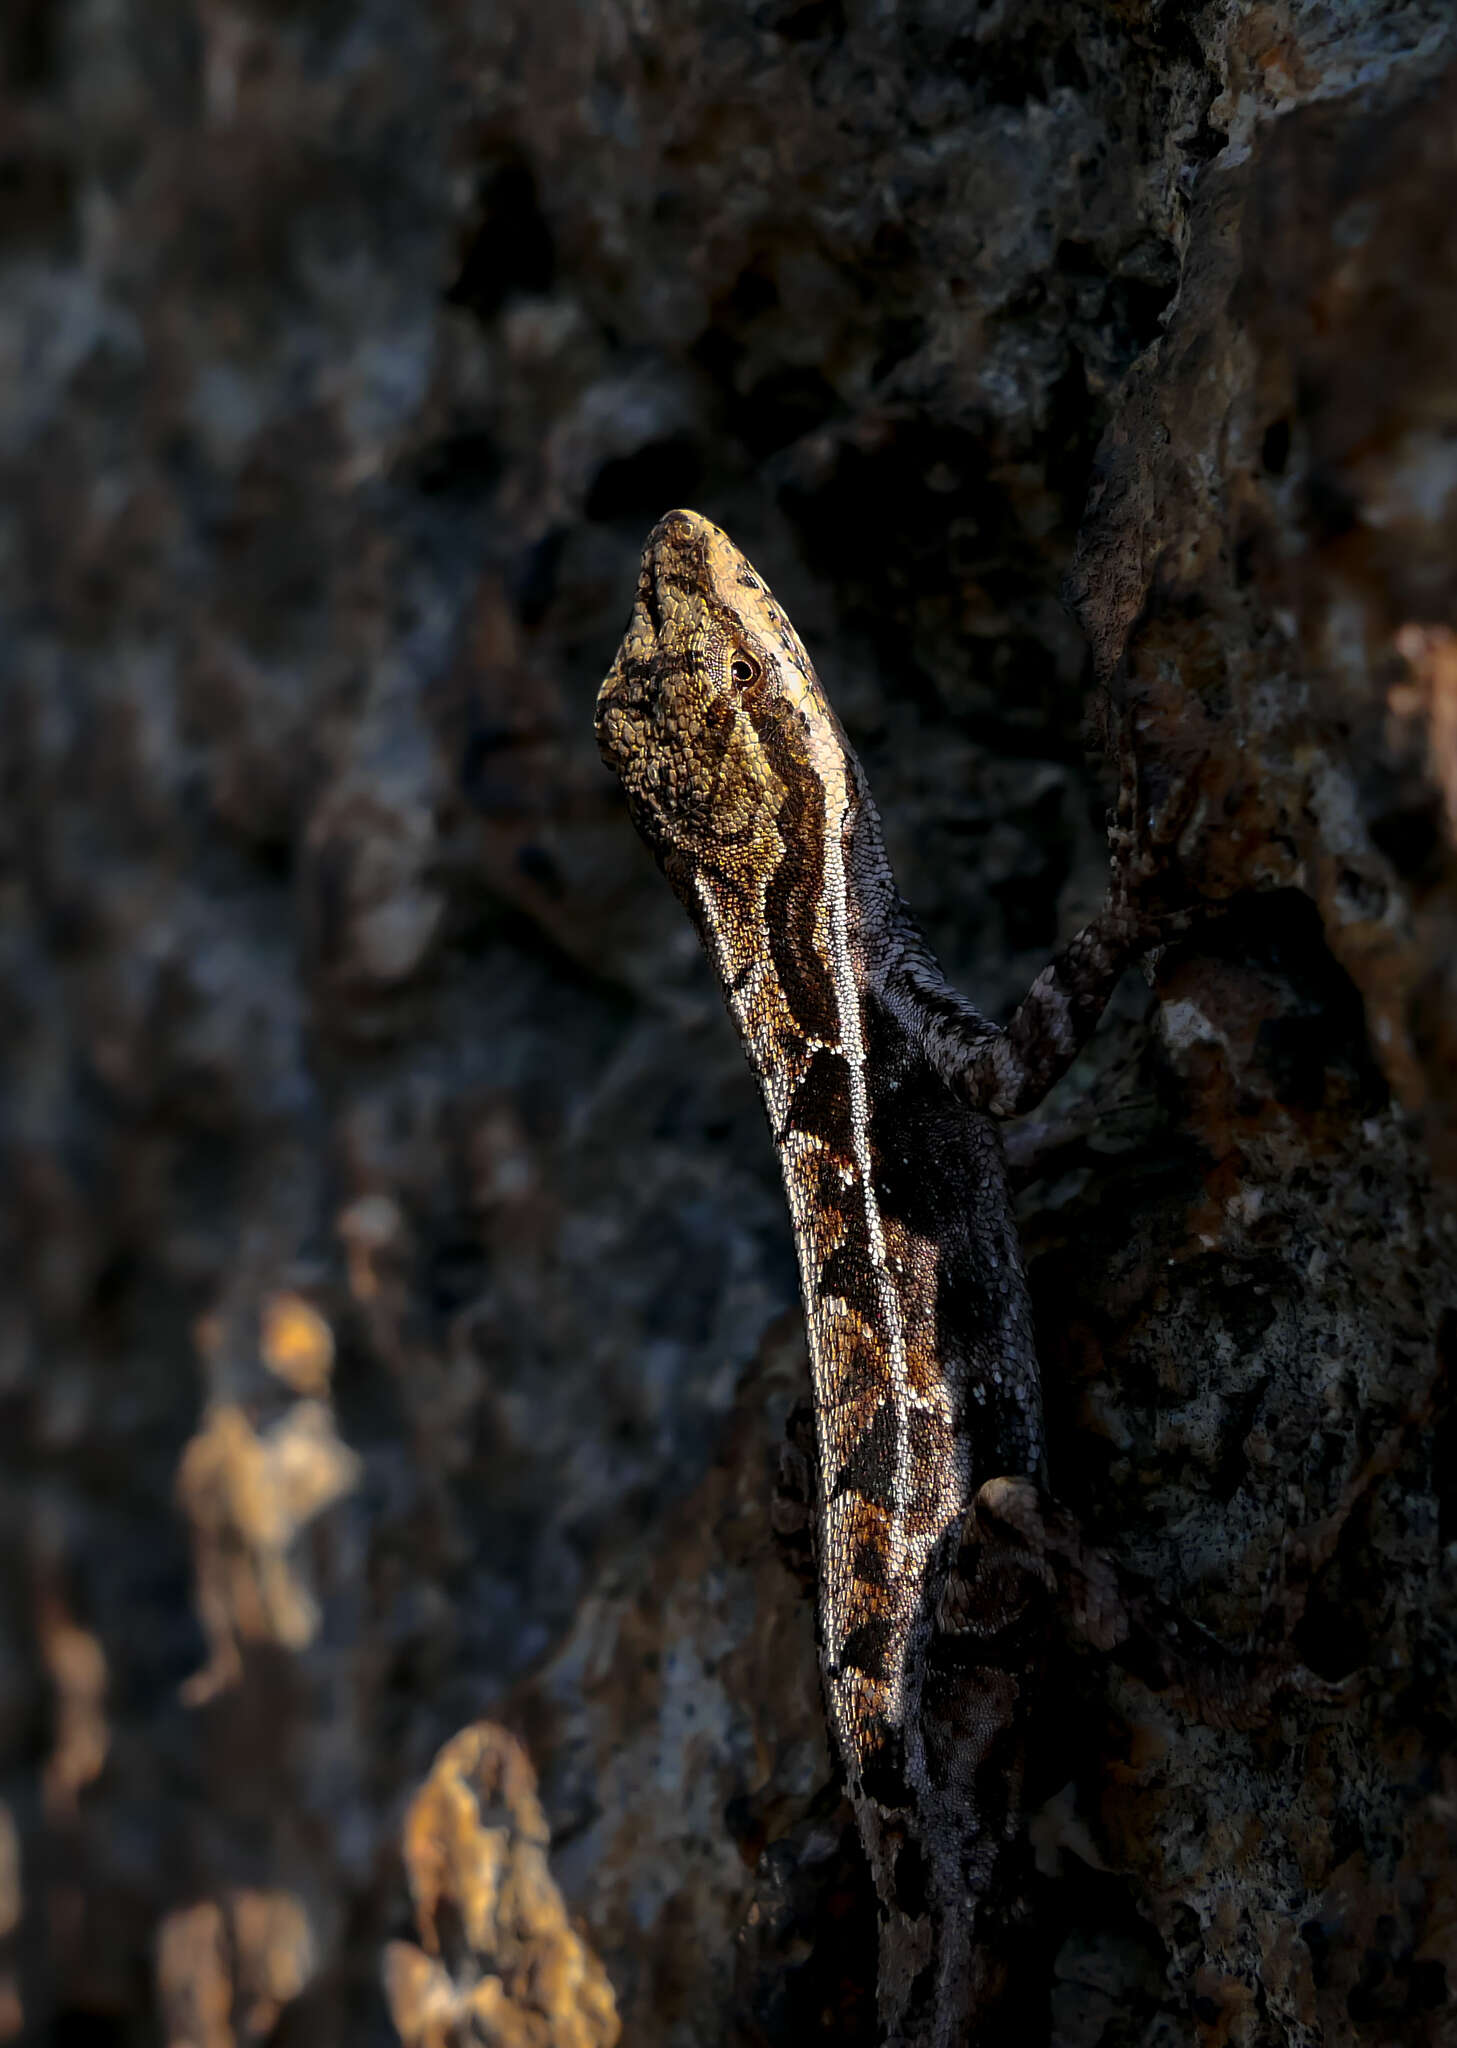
[754,714,840,1043]
[821,1311,888,1407]
[831,1397,900,1511]
[815,1236,876,1309]
[837,1612,897,1683]
[784,1044,855,1156]
[852,1533,893,1587]
[855,1723,909,1810]
[811,1152,855,1222]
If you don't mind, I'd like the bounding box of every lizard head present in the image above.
[595,508,849,874]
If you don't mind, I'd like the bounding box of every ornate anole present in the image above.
[595,509,1327,2046]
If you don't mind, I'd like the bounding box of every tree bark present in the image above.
[3,4,1454,2044]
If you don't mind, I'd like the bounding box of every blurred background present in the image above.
[3,3,1457,2044]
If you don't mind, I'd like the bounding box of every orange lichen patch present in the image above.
[35,1583,107,1817]
[259,1293,334,1396]
[157,1902,231,2048]
[156,1890,315,2048]
[176,1399,361,1703]
[1390,625,1457,839]
[228,1892,315,2037]
[0,1804,20,2044]
[385,1722,619,2048]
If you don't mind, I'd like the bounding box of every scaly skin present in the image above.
[595,509,1162,2045]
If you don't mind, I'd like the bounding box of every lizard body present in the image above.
[595,509,1164,2045]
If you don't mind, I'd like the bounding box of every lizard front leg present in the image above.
[941,1476,1355,1732]
[876,738,1201,1122]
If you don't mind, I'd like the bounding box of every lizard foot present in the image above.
[938,1475,1359,1731]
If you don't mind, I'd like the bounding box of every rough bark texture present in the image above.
[3,3,1456,2045]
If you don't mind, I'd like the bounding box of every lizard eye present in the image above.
[729,650,761,689]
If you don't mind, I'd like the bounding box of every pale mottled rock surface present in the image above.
[3,3,1455,2044]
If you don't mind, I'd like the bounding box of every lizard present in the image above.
[593,508,1319,2046]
